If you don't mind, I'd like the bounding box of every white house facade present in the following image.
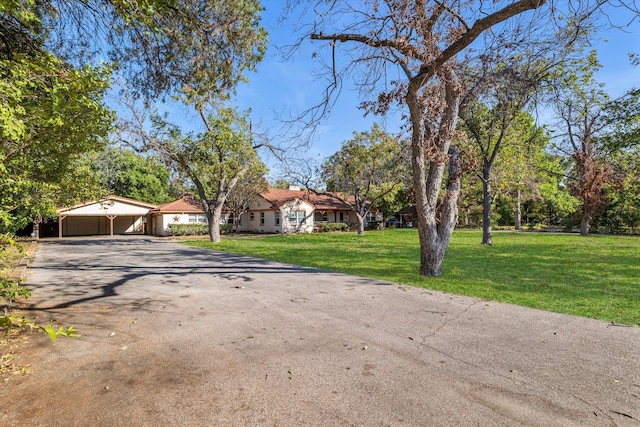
[235,187,376,234]
[53,188,382,238]
[237,196,315,234]
[149,194,209,236]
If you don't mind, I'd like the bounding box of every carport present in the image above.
[56,196,157,238]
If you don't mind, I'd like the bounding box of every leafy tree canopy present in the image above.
[1,0,267,235]
[148,104,267,242]
[294,0,624,275]
[2,0,267,100]
[87,146,173,204]
[0,49,113,233]
[321,123,408,234]
[602,87,640,152]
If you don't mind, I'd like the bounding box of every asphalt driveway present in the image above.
[2,237,639,426]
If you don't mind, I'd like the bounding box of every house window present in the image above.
[366,212,376,222]
[188,214,206,223]
[250,212,255,221]
[288,210,306,225]
[275,211,280,226]
[260,212,265,226]
[314,211,328,222]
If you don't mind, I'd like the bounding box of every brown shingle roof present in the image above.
[260,189,353,210]
[152,193,204,213]
[152,190,358,215]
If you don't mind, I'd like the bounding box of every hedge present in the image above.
[168,223,209,236]
[316,222,349,232]
[168,223,234,236]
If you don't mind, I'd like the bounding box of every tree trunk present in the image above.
[481,163,493,245]
[411,129,443,275]
[580,208,590,236]
[514,188,522,230]
[420,223,447,276]
[408,73,461,276]
[206,203,226,242]
[355,213,365,235]
[410,105,443,275]
[193,180,227,243]
[191,165,245,243]
[414,149,462,276]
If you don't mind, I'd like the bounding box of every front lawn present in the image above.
[184,230,640,326]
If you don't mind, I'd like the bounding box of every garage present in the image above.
[56,196,157,238]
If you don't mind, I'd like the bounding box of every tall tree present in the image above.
[495,118,552,230]
[461,104,545,243]
[321,123,408,235]
[290,0,611,276]
[0,51,113,234]
[548,53,614,236]
[459,54,553,243]
[106,0,269,242]
[148,105,267,242]
[593,86,640,233]
[2,0,268,236]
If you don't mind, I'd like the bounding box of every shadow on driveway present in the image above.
[4,236,639,426]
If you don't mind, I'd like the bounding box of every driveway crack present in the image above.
[421,299,479,342]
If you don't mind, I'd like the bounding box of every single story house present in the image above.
[236,187,318,234]
[235,186,379,234]
[52,187,382,237]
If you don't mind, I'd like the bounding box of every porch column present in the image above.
[107,215,116,236]
[58,215,66,238]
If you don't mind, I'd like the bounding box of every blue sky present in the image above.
[130,3,640,179]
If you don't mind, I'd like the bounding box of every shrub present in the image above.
[168,223,234,236]
[317,222,349,232]
[168,223,209,236]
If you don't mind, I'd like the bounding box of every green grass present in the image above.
[184,230,640,326]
